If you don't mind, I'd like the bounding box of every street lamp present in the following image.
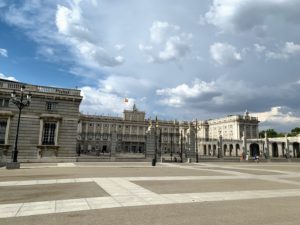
[180,130,183,163]
[195,119,198,163]
[152,116,158,166]
[10,85,31,164]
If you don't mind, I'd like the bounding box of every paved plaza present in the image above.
[0,162,300,225]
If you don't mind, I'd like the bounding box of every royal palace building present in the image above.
[0,78,82,162]
[1,78,299,163]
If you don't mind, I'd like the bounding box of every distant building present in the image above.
[205,111,259,140]
[77,104,190,157]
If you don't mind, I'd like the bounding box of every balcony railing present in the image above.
[0,79,81,96]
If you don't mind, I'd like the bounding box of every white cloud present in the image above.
[0,72,17,81]
[115,44,125,51]
[150,21,180,44]
[253,106,300,124]
[210,42,242,66]
[0,48,8,57]
[254,43,266,53]
[140,21,192,63]
[99,75,155,97]
[156,79,220,107]
[56,4,91,41]
[283,42,300,55]
[138,44,153,52]
[80,86,135,115]
[204,0,300,33]
[55,2,124,68]
[158,36,191,62]
[37,46,55,57]
[266,42,300,60]
[198,15,206,26]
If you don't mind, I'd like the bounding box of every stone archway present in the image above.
[250,143,259,157]
[213,144,217,156]
[293,142,300,158]
[281,142,285,157]
[236,144,240,156]
[203,145,207,155]
[229,144,234,156]
[272,143,279,158]
[223,144,228,156]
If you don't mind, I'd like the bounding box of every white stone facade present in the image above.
[193,111,259,142]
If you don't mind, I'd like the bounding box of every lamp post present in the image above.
[152,116,158,166]
[195,119,198,163]
[10,85,31,164]
[180,130,183,163]
[159,127,162,162]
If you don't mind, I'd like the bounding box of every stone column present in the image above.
[218,135,223,158]
[242,131,247,156]
[146,128,155,159]
[187,124,196,161]
[285,134,290,158]
[110,131,117,158]
[264,132,269,158]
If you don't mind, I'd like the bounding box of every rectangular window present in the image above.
[46,102,57,111]
[42,122,56,145]
[0,121,7,144]
[0,99,9,107]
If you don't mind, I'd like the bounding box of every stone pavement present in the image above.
[0,162,300,224]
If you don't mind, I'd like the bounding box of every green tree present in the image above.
[259,129,282,138]
[290,127,300,136]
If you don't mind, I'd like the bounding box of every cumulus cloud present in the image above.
[156,76,300,116]
[80,86,135,115]
[0,72,18,81]
[115,44,125,51]
[204,0,300,33]
[2,1,124,70]
[253,106,300,124]
[99,75,155,96]
[210,42,243,66]
[55,2,124,68]
[156,79,220,107]
[36,46,55,58]
[0,48,7,57]
[252,106,300,131]
[139,21,192,63]
[266,42,300,60]
[254,43,266,53]
[150,21,180,44]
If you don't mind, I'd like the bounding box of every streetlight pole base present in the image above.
[6,162,20,170]
[152,158,156,166]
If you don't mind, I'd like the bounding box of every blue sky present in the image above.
[1,0,300,132]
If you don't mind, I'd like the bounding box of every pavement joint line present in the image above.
[190,163,298,175]
[163,163,252,176]
[3,174,300,187]
[256,177,300,186]
[214,166,294,175]
[1,188,300,218]
[14,203,23,217]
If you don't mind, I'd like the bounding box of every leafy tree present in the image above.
[290,127,300,136]
[259,127,300,138]
[259,129,283,138]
